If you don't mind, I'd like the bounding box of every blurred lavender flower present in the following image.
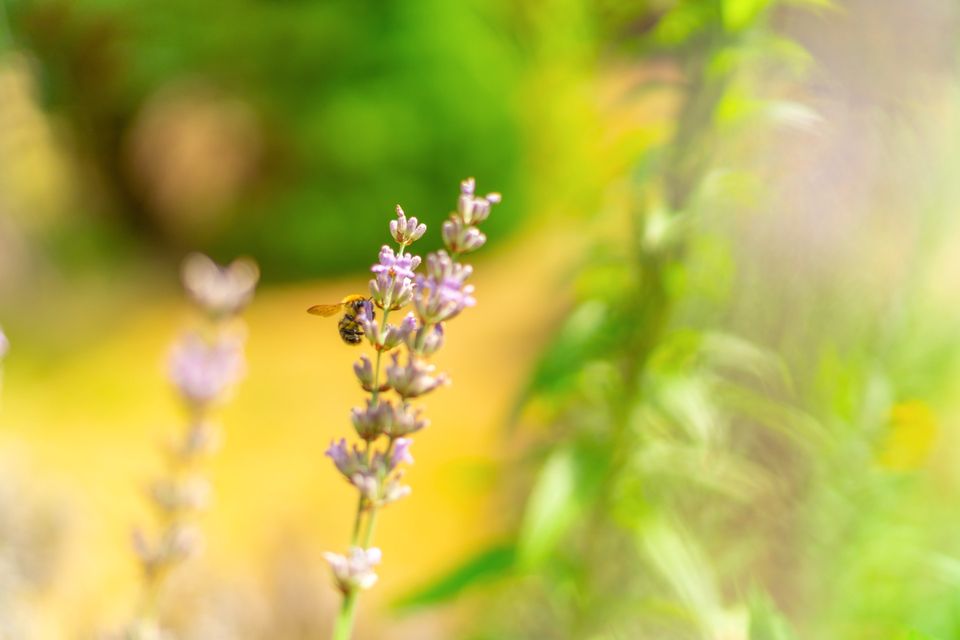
[131,253,257,636]
[181,253,260,318]
[323,547,382,594]
[0,327,8,360]
[390,205,427,245]
[169,333,245,406]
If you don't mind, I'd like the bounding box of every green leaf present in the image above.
[517,442,608,568]
[749,590,798,640]
[521,300,609,404]
[722,0,772,32]
[393,543,516,611]
[651,3,712,46]
[638,516,724,632]
[517,447,580,568]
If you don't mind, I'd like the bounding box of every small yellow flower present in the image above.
[877,401,937,471]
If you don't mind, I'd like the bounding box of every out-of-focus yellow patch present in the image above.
[877,401,937,471]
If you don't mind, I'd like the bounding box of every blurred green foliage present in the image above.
[8,0,527,278]
[402,1,960,639]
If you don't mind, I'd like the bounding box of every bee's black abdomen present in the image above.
[341,330,363,345]
[338,313,365,345]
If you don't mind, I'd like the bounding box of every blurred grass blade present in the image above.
[517,447,580,568]
[393,543,516,612]
[722,0,773,32]
[639,516,724,634]
[748,590,797,640]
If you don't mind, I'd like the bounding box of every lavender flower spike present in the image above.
[325,178,499,640]
[0,327,8,360]
[324,547,382,593]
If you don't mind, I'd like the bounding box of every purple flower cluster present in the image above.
[322,547,382,594]
[325,437,413,507]
[181,253,260,319]
[131,254,258,635]
[324,179,499,604]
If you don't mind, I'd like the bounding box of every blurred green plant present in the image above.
[7,0,525,278]
[392,0,872,638]
[401,1,960,638]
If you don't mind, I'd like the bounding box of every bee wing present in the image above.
[307,303,344,317]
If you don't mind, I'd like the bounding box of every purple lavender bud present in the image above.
[413,274,476,324]
[350,399,397,441]
[181,253,260,318]
[371,245,421,281]
[323,546,382,593]
[379,323,407,351]
[421,323,444,356]
[326,438,365,478]
[455,178,501,225]
[384,313,418,351]
[441,218,458,252]
[0,327,8,360]
[441,218,487,254]
[385,353,448,399]
[404,322,444,357]
[425,251,473,284]
[169,333,245,406]
[353,355,376,391]
[391,437,414,468]
[460,227,487,252]
[369,272,415,311]
[385,403,429,438]
[390,205,427,245]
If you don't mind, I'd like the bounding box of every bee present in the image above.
[307,294,373,345]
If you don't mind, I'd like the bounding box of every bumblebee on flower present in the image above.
[315,178,500,640]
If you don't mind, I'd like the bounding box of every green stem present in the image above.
[332,590,359,640]
[350,494,365,545]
